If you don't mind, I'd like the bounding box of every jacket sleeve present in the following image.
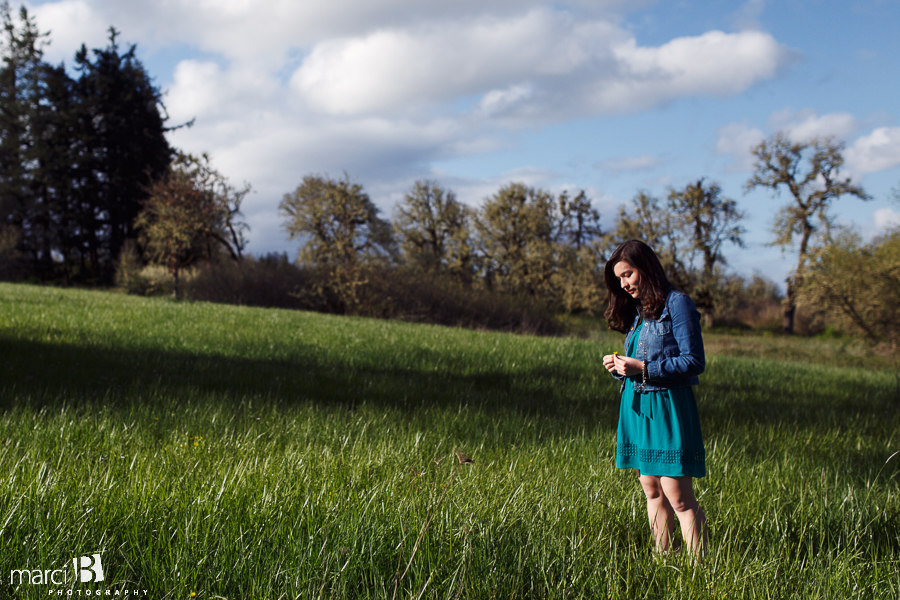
[646,293,705,382]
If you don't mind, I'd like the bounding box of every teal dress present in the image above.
[616,320,706,478]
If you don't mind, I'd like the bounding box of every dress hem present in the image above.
[615,461,706,478]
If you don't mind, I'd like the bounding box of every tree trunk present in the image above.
[173,267,181,300]
[784,222,815,335]
[783,277,796,334]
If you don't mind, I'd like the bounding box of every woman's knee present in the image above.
[639,474,664,500]
[660,477,699,513]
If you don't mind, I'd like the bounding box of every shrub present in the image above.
[116,248,197,297]
[114,240,144,293]
[798,228,900,349]
[186,254,318,310]
[172,255,325,311]
[356,266,561,335]
[0,225,22,281]
[185,258,560,335]
[712,272,783,331]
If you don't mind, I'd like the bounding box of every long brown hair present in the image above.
[604,240,673,333]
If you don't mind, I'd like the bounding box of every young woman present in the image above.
[601,240,708,556]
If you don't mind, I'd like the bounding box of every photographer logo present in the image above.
[74,554,104,583]
[9,553,104,585]
[10,552,148,596]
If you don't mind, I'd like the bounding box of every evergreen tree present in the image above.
[73,28,173,281]
[0,9,173,282]
[31,62,80,277]
[0,2,54,275]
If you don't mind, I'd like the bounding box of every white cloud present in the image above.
[716,122,765,171]
[169,112,475,197]
[28,0,633,62]
[291,10,625,116]
[594,154,663,174]
[30,0,109,64]
[166,61,225,123]
[872,207,900,232]
[730,0,766,31]
[165,59,282,125]
[479,84,537,117]
[845,127,900,174]
[766,108,859,142]
[595,30,786,114]
[292,16,787,120]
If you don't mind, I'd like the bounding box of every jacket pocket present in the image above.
[649,321,671,336]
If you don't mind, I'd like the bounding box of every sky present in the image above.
[23,0,900,287]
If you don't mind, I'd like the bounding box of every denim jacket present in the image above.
[611,290,705,392]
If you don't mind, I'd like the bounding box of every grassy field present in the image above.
[0,283,897,599]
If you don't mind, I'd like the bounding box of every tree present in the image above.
[135,153,249,299]
[555,190,606,313]
[0,2,56,276]
[0,13,173,282]
[0,222,20,279]
[668,179,745,326]
[712,272,783,330]
[280,174,393,312]
[179,153,249,262]
[394,180,473,281]
[474,183,558,298]
[606,192,688,288]
[31,62,82,277]
[797,227,900,349]
[746,133,870,333]
[72,27,173,281]
[557,190,603,251]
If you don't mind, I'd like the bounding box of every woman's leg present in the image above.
[638,473,677,552]
[659,476,707,556]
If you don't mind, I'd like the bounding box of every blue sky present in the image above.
[25,0,900,287]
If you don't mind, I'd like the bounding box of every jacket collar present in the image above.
[634,289,676,322]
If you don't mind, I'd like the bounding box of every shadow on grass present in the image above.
[2,337,898,454]
[0,337,616,432]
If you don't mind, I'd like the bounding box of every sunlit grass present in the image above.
[0,283,897,599]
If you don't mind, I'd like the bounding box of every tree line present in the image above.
[278,175,744,325]
[276,133,896,345]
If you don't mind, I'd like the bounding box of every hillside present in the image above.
[0,284,897,599]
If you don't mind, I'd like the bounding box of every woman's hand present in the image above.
[613,354,644,377]
[602,354,617,373]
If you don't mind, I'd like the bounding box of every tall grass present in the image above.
[0,283,897,599]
